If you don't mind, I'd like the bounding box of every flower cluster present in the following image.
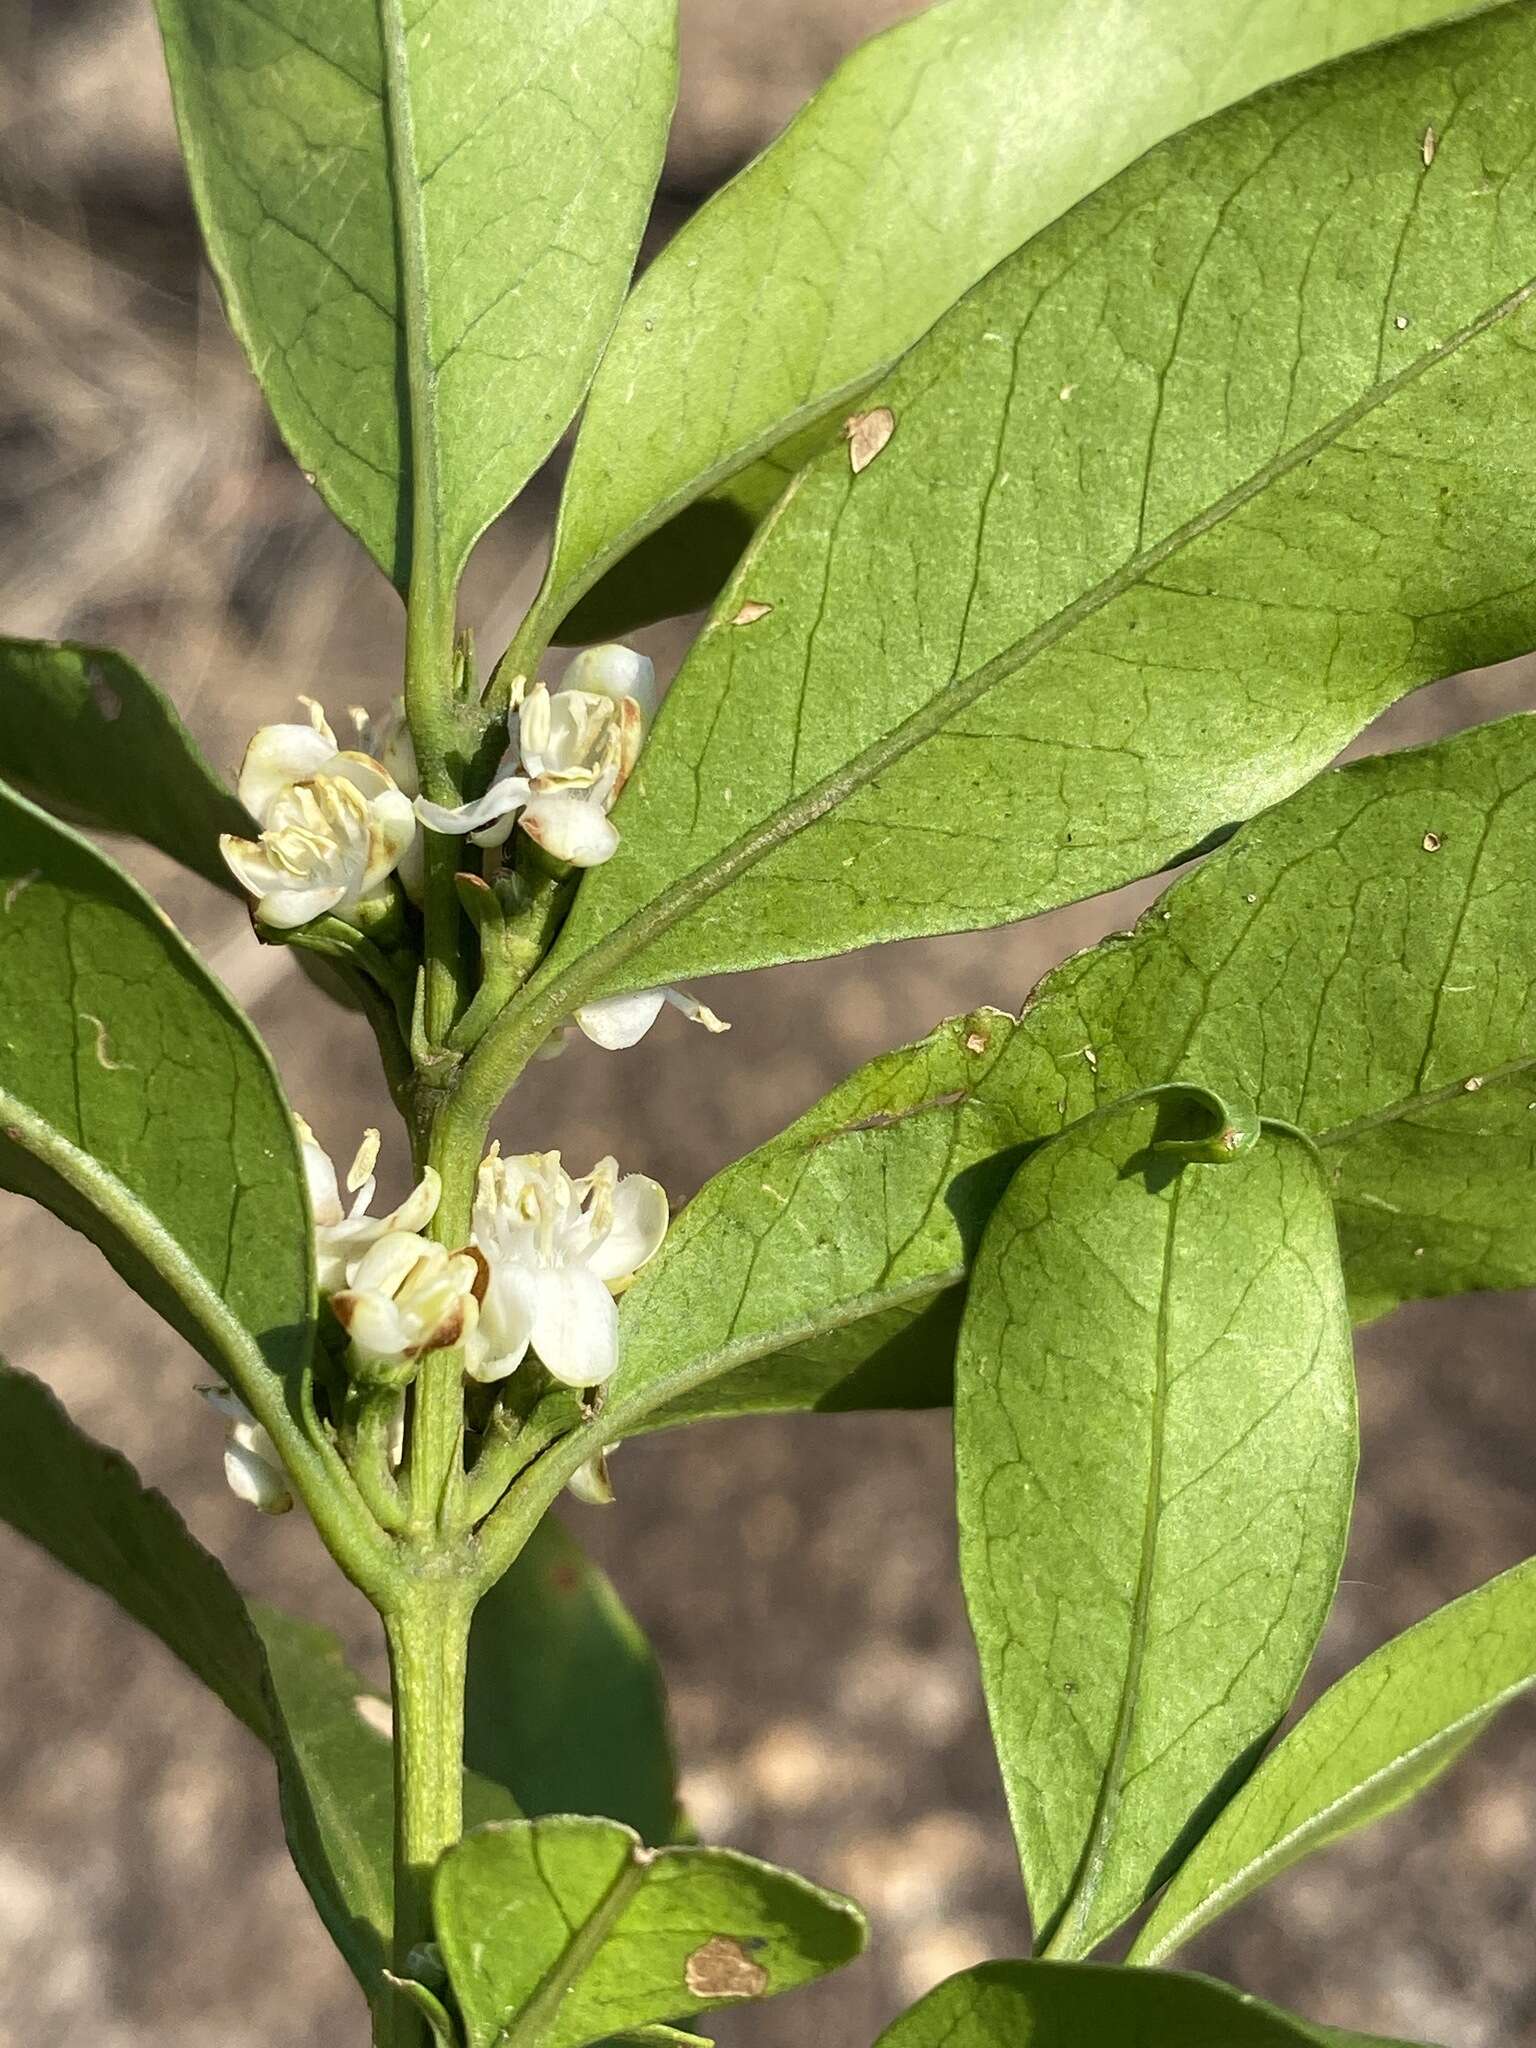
[208,651,703,1515]
[414,643,658,867]
[209,1121,668,1513]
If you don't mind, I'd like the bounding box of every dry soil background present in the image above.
[1,4,1535,2046]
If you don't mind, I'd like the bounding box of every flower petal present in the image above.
[294,1118,344,1227]
[566,1446,617,1506]
[332,1289,414,1360]
[520,791,619,867]
[387,1164,442,1237]
[361,787,420,894]
[223,1435,292,1515]
[414,776,530,839]
[585,1174,669,1288]
[255,881,351,930]
[237,720,336,821]
[327,751,397,802]
[562,645,661,727]
[574,990,668,1050]
[530,1264,620,1387]
[465,1260,537,1383]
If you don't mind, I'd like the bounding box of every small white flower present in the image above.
[202,1386,292,1515]
[465,1147,668,1388]
[297,1117,440,1295]
[572,986,730,1051]
[330,1231,482,1366]
[220,699,418,927]
[414,645,658,869]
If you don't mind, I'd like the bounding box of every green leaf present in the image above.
[871,1961,1426,2048]
[466,1515,678,1845]
[602,1076,1020,1440]
[520,2,1536,1016]
[0,779,312,1399]
[0,1359,513,2006]
[0,637,249,891]
[154,0,677,593]
[1131,1555,1536,1963]
[0,1356,271,1738]
[256,1606,398,1994]
[955,1094,1356,1954]
[434,1815,865,2048]
[525,0,1493,648]
[599,710,1536,1442]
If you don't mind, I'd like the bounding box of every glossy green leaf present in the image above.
[872,1961,1426,2048]
[0,1357,271,1738]
[600,711,1536,1441]
[435,1815,864,2048]
[525,0,1494,649]
[154,0,676,592]
[466,1514,678,1844]
[0,780,312,1407]
[0,637,248,891]
[1132,1555,1536,1963]
[956,1095,1355,1953]
[522,2,1536,1016]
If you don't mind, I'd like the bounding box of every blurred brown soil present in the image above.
[0,5,1533,2045]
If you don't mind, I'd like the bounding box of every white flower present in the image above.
[330,1231,482,1366]
[414,644,658,870]
[465,1147,669,1388]
[297,1117,441,1295]
[220,699,418,927]
[202,1387,292,1515]
[572,986,730,1051]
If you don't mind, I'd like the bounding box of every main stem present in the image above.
[384,1583,475,2047]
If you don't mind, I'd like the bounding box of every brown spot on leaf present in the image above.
[1422,831,1442,852]
[844,406,895,474]
[732,599,773,626]
[964,1030,989,1055]
[684,1935,769,2000]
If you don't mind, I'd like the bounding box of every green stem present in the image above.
[405,1097,485,1537]
[384,1583,475,2048]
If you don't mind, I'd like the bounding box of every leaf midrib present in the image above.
[465,268,1536,1117]
[1043,1174,1182,1958]
[377,0,438,595]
